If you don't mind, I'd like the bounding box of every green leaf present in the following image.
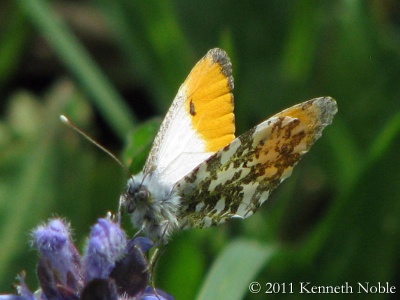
[281,0,319,82]
[18,0,135,139]
[95,0,193,112]
[0,80,79,289]
[325,117,361,195]
[367,110,400,167]
[0,3,28,90]
[196,239,276,300]
[157,232,206,300]
[122,118,161,174]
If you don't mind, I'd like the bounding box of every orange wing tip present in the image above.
[183,48,236,153]
[276,97,337,130]
[264,96,337,154]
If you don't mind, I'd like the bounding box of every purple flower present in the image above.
[33,219,83,295]
[83,218,127,281]
[0,218,173,300]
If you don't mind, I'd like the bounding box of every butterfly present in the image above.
[119,48,337,244]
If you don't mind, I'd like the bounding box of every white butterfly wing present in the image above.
[142,48,235,187]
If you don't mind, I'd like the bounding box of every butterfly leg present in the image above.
[148,245,167,298]
[117,194,126,225]
[133,224,146,238]
[146,221,172,297]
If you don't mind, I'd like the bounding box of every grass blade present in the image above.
[196,239,276,300]
[18,0,135,139]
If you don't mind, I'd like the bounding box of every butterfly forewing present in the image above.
[175,97,337,229]
[142,48,235,187]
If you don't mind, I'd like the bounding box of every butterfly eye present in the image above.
[136,188,150,202]
[127,183,150,203]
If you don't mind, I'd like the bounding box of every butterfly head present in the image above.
[120,174,153,214]
[127,183,150,205]
[119,172,181,242]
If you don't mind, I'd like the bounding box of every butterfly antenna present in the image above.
[140,173,147,187]
[60,115,131,178]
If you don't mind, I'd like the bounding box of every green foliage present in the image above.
[19,0,135,138]
[196,240,276,300]
[122,118,161,174]
[0,0,399,298]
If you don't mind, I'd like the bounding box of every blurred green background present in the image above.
[0,0,399,299]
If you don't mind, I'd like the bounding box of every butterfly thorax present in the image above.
[120,173,180,243]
